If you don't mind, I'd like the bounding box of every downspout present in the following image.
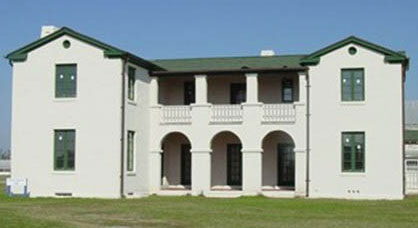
[401,67,406,197]
[305,70,311,198]
[120,57,128,198]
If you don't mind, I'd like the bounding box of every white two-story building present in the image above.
[6,26,409,199]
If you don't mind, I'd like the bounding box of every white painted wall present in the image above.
[11,35,122,198]
[308,43,404,199]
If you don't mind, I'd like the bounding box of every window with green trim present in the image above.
[127,131,135,172]
[56,64,77,98]
[128,67,136,101]
[342,132,365,172]
[54,130,75,171]
[341,69,364,101]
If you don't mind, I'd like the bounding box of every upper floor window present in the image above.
[56,64,77,98]
[54,129,75,171]
[341,69,364,101]
[230,83,246,104]
[128,67,136,101]
[342,132,365,172]
[184,81,195,105]
[282,79,294,103]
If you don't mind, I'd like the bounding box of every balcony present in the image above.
[161,105,192,124]
[151,72,307,126]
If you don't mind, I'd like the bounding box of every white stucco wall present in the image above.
[123,63,152,197]
[308,43,404,199]
[11,35,123,198]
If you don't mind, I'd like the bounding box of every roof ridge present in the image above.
[152,54,307,62]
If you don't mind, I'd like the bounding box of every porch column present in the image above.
[194,75,208,104]
[191,149,212,196]
[149,149,162,193]
[298,71,307,104]
[242,149,262,195]
[150,77,159,106]
[294,148,307,197]
[245,73,259,104]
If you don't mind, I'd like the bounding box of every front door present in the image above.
[227,144,242,186]
[181,144,191,186]
[277,144,295,187]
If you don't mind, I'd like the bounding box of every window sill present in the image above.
[126,172,136,177]
[339,172,366,177]
[127,100,137,106]
[52,170,76,175]
[340,101,366,106]
[53,98,77,102]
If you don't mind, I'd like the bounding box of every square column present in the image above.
[298,72,307,104]
[242,149,262,195]
[245,73,259,104]
[294,148,307,197]
[150,77,159,106]
[191,150,211,196]
[149,150,162,193]
[194,75,208,105]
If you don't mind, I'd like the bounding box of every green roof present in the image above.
[406,130,418,143]
[301,36,409,67]
[152,55,306,72]
[5,27,163,70]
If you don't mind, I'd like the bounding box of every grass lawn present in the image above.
[0,176,417,228]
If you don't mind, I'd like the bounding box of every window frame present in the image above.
[127,67,136,101]
[183,81,195,105]
[54,129,76,171]
[55,64,77,98]
[282,79,294,103]
[127,131,135,173]
[341,132,365,173]
[341,68,365,102]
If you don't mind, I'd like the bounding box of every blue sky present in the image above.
[0,0,417,150]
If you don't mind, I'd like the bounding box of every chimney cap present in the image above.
[40,25,59,38]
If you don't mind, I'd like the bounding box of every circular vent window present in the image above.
[63,40,71,49]
[348,46,357,55]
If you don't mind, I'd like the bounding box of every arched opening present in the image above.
[261,131,295,190]
[160,132,191,190]
[210,131,242,190]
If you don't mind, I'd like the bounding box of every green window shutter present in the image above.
[342,132,365,172]
[56,64,77,98]
[127,131,135,172]
[54,130,76,171]
[341,69,364,101]
[128,67,136,101]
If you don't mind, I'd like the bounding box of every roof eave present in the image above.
[150,66,308,76]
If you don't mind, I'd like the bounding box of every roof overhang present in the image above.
[5,27,164,71]
[150,66,307,77]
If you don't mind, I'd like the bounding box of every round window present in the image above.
[63,40,71,49]
[348,46,357,55]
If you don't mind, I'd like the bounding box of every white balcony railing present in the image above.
[262,104,296,123]
[210,105,243,123]
[161,105,192,124]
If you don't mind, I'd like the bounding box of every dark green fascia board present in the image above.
[5,27,164,71]
[300,36,408,67]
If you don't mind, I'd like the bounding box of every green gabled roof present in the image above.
[5,27,163,70]
[152,55,307,73]
[406,130,418,144]
[301,36,409,67]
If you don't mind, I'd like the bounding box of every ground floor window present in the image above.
[127,131,135,172]
[54,130,75,171]
[342,132,365,172]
